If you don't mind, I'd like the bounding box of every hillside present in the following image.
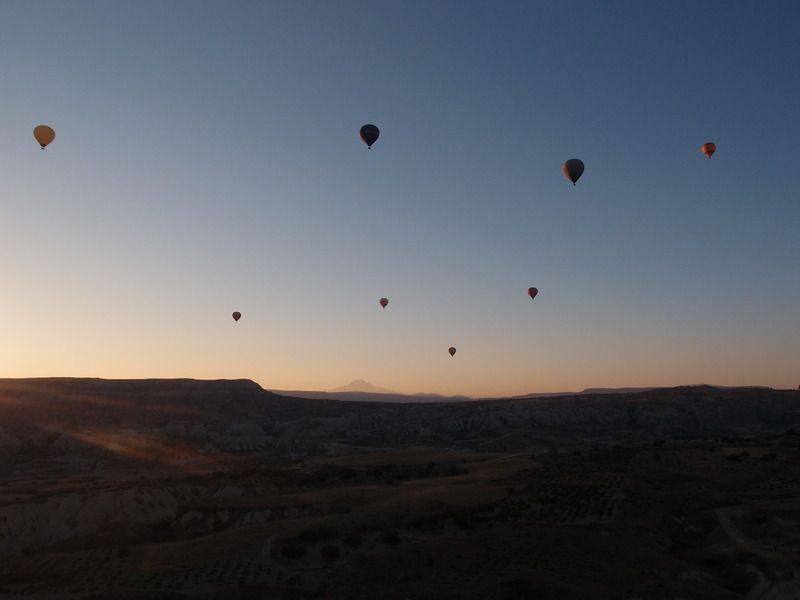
[2,378,800,461]
[2,378,800,598]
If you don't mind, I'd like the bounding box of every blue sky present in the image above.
[0,1,798,395]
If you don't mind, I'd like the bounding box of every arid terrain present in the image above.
[1,378,800,599]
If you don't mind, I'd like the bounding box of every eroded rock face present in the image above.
[236,509,272,526]
[0,432,21,451]
[50,433,95,452]
[3,379,799,459]
[179,510,203,528]
[213,423,273,452]
[0,493,83,552]
[0,486,213,554]
[214,485,243,498]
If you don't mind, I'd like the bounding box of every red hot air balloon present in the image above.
[379,297,389,309]
[562,159,584,185]
[701,142,716,158]
[448,347,456,357]
[360,124,380,149]
[528,287,538,300]
[232,312,241,322]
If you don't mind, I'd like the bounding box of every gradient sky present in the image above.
[1,1,798,396]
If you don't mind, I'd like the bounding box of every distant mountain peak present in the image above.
[328,379,396,394]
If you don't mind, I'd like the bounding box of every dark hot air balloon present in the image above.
[232,312,241,322]
[379,297,389,309]
[701,142,716,158]
[448,347,456,357]
[34,125,55,149]
[562,159,584,185]
[360,124,380,149]
[528,287,538,300]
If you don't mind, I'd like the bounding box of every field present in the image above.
[2,434,800,599]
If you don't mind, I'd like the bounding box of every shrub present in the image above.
[343,533,364,548]
[320,545,341,561]
[408,513,444,532]
[452,512,475,530]
[338,467,356,481]
[281,544,307,560]
[379,530,401,545]
[296,526,338,543]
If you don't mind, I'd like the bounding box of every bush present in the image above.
[452,512,475,530]
[320,545,341,561]
[408,513,444,532]
[338,467,356,481]
[343,533,364,548]
[281,544,307,560]
[379,530,401,545]
[296,526,338,543]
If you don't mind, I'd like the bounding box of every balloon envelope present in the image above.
[528,287,538,300]
[360,124,380,148]
[448,347,456,357]
[562,159,584,185]
[232,312,241,322]
[33,125,55,149]
[379,297,389,308]
[701,142,716,158]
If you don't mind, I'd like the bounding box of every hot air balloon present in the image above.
[528,287,538,300]
[701,142,716,158]
[448,347,456,357]
[562,159,584,185]
[33,125,55,149]
[379,297,389,309]
[360,124,380,149]
[232,312,241,322]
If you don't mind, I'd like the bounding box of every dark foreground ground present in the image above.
[1,379,799,599]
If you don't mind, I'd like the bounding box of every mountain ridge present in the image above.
[1,377,799,457]
[327,379,397,394]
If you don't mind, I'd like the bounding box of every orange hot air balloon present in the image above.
[448,347,456,357]
[232,312,241,322]
[562,158,584,185]
[379,297,389,309]
[360,124,380,149]
[701,142,716,158]
[528,287,538,300]
[33,125,56,149]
